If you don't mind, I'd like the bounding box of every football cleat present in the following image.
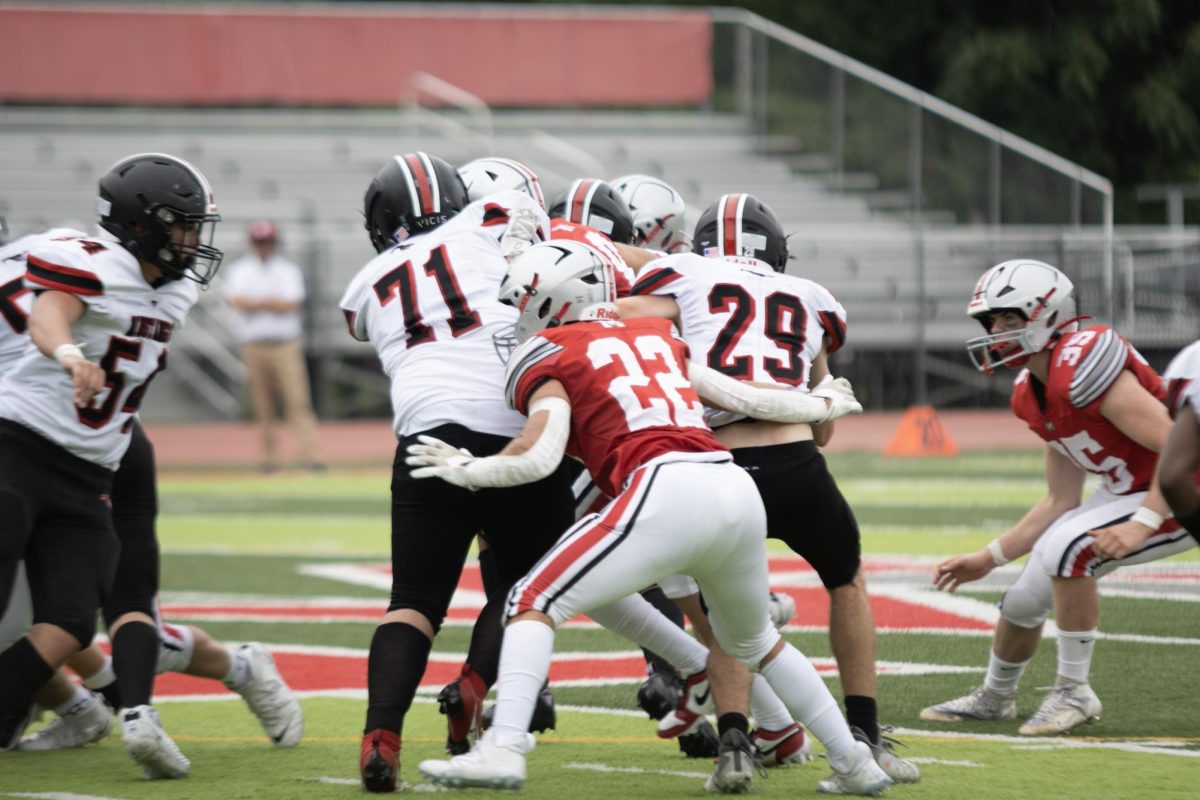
[752,723,813,766]
[121,705,190,780]
[1017,682,1101,735]
[678,718,721,758]
[705,728,764,794]
[657,670,714,739]
[360,728,401,793]
[918,685,1016,722]
[851,725,920,784]
[816,741,893,796]
[438,675,484,755]
[418,730,535,790]
[767,591,796,629]
[637,667,682,721]
[19,692,111,751]
[480,682,557,736]
[232,643,303,747]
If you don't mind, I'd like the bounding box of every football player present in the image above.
[411,239,890,795]
[611,174,692,254]
[0,154,217,769]
[1160,340,1200,543]
[341,153,578,792]
[921,260,1196,734]
[615,193,919,782]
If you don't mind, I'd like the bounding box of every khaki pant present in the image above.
[241,340,320,466]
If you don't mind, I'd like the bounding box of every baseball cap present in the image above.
[249,220,278,242]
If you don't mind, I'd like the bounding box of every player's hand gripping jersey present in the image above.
[549,219,637,297]
[1011,325,1165,494]
[504,316,729,498]
[340,191,549,438]
[0,228,85,374]
[0,232,197,469]
[631,252,847,424]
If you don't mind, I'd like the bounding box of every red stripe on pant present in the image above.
[514,468,648,615]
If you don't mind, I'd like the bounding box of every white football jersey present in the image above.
[340,191,548,438]
[0,229,86,375]
[1164,339,1200,420]
[631,252,847,426]
[0,232,198,469]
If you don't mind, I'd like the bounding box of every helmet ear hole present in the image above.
[537,297,554,320]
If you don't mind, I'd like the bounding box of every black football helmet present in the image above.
[548,179,636,245]
[364,153,469,253]
[97,153,223,284]
[692,193,788,271]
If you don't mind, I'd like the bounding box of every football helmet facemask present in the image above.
[692,193,788,271]
[498,240,618,343]
[612,174,690,253]
[965,259,1079,373]
[97,153,223,285]
[548,179,636,245]
[364,152,469,253]
[459,157,545,209]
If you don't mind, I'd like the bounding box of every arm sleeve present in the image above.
[458,397,571,488]
[687,361,830,423]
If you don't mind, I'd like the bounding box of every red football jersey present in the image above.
[549,218,637,298]
[1011,325,1165,495]
[504,317,729,497]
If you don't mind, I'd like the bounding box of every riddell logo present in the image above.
[595,307,619,320]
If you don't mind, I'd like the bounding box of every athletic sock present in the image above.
[0,638,55,746]
[844,695,879,743]
[54,684,93,717]
[363,622,432,735]
[489,619,555,741]
[639,586,685,674]
[1056,628,1098,685]
[749,674,794,731]
[717,712,749,738]
[464,596,507,687]
[83,657,123,710]
[222,646,252,690]
[759,642,855,770]
[111,622,160,709]
[983,651,1029,696]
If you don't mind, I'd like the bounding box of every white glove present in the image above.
[808,374,863,423]
[767,591,796,630]
[405,435,478,490]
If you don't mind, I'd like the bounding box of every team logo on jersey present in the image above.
[493,325,519,364]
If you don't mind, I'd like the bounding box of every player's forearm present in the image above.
[458,398,570,488]
[995,495,1079,561]
[29,291,86,359]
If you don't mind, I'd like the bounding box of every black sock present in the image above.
[478,548,503,601]
[640,586,684,675]
[717,712,749,738]
[364,622,432,735]
[0,638,55,745]
[845,695,878,743]
[94,680,124,712]
[1178,507,1200,544]
[112,622,160,708]
[465,596,508,687]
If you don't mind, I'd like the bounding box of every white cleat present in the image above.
[919,685,1017,722]
[850,726,920,784]
[1018,682,1101,735]
[20,693,111,751]
[817,741,893,796]
[418,731,535,790]
[233,643,304,747]
[121,705,190,780]
[656,670,714,739]
[751,723,813,766]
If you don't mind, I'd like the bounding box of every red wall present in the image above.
[0,3,713,107]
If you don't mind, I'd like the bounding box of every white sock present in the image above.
[222,646,252,690]
[55,684,92,717]
[82,657,117,691]
[758,642,855,770]
[749,674,794,731]
[983,651,1028,696]
[1056,629,1097,685]
[490,620,555,743]
[589,594,709,676]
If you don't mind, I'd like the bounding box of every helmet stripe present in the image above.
[721,193,743,257]
[569,179,596,224]
[405,153,435,215]
[392,156,422,217]
[418,151,441,214]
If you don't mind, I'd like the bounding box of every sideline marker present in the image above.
[884,405,960,457]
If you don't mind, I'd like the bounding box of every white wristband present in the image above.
[1129,506,1164,531]
[53,343,85,365]
[987,538,1009,567]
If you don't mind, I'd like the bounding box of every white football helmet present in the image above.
[458,157,545,209]
[499,240,618,342]
[966,259,1078,373]
[611,174,690,253]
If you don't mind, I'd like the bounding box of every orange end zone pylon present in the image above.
[884,405,960,457]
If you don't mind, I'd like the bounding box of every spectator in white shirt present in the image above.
[223,221,322,472]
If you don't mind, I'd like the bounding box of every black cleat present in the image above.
[636,669,682,721]
[678,717,720,759]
